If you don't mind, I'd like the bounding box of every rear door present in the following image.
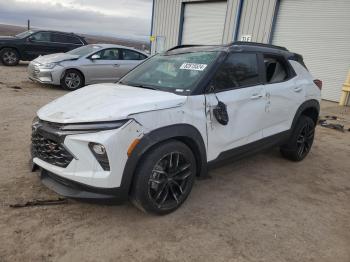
[51,33,84,53]
[205,52,267,161]
[261,54,305,137]
[117,49,148,78]
[82,48,122,83]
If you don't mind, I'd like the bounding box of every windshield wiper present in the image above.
[120,82,157,90]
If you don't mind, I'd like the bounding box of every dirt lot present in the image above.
[0,63,349,262]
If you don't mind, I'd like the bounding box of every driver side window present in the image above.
[31,32,51,42]
[94,49,120,60]
[210,53,260,92]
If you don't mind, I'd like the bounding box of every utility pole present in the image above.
[27,19,30,30]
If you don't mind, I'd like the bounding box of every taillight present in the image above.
[314,79,322,90]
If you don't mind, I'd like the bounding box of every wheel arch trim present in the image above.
[119,123,208,198]
[291,99,320,129]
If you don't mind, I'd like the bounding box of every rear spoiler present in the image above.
[288,52,308,70]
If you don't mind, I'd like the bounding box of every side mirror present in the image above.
[27,36,34,42]
[213,101,229,125]
[90,54,100,60]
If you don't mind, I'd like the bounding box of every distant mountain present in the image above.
[0,24,150,51]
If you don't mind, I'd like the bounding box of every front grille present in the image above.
[31,132,73,168]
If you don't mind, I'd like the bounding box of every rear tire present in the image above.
[280,115,315,161]
[130,140,196,215]
[61,69,84,90]
[0,48,20,66]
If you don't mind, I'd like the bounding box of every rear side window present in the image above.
[211,53,260,91]
[52,33,82,44]
[263,55,291,84]
[122,49,146,60]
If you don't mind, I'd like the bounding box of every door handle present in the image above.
[294,86,302,92]
[250,93,263,100]
[113,64,120,67]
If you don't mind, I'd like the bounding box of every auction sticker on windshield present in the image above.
[180,63,207,71]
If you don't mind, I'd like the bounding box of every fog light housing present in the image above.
[92,144,106,155]
[89,142,110,171]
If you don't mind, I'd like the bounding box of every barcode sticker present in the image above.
[180,63,207,71]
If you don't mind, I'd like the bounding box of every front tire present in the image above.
[130,140,196,215]
[0,48,19,66]
[61,69,84,90]
[280,115,315,161]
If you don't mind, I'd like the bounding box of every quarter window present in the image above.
[264,56,289,84]
[211,53,260,91]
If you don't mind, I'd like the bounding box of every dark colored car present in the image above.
[0,30,87,66]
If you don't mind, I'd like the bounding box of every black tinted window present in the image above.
[211,53,260,91]
[264,56,288,83]
[122,49,145,60]
[52,33,82,44]
[31,32,51,42]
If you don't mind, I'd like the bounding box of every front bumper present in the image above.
[39,169,125,201]
[28,62,64,85]
[32,120,144,200]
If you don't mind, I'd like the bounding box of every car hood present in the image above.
[37,83,187,123]
[34,53,79,64]
[0,36,16,41]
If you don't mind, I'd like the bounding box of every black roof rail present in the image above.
[167,44,204,52]
[229,41,288,51]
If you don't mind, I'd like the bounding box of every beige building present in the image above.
[150,0,350,102]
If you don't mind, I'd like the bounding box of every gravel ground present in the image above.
[0,63,349,262]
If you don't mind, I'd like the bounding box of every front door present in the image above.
[82,48,122,84]
[205,52,267,161]
[23,32,55,59]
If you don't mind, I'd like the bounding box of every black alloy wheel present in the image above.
[131,140,196,215]
[148,152,192,209]
[295,121,314,159]
[280,115,315,161]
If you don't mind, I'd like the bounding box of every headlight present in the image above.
[60,120,129,131]
[41,62,57,69]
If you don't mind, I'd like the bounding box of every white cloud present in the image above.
[0,0,152,39]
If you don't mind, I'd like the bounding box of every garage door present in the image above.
[272,0,350,102]
[181,1,227,45]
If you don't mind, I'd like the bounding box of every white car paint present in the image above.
[33,58,320,190]
[37,84,187,123]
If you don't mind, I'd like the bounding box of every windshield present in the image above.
[67,45,102,57]
[119,51,220,95]
[15,30,34,38]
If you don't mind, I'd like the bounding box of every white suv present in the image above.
[31,42,321,214]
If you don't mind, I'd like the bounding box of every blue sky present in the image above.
[0,0,153,40]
